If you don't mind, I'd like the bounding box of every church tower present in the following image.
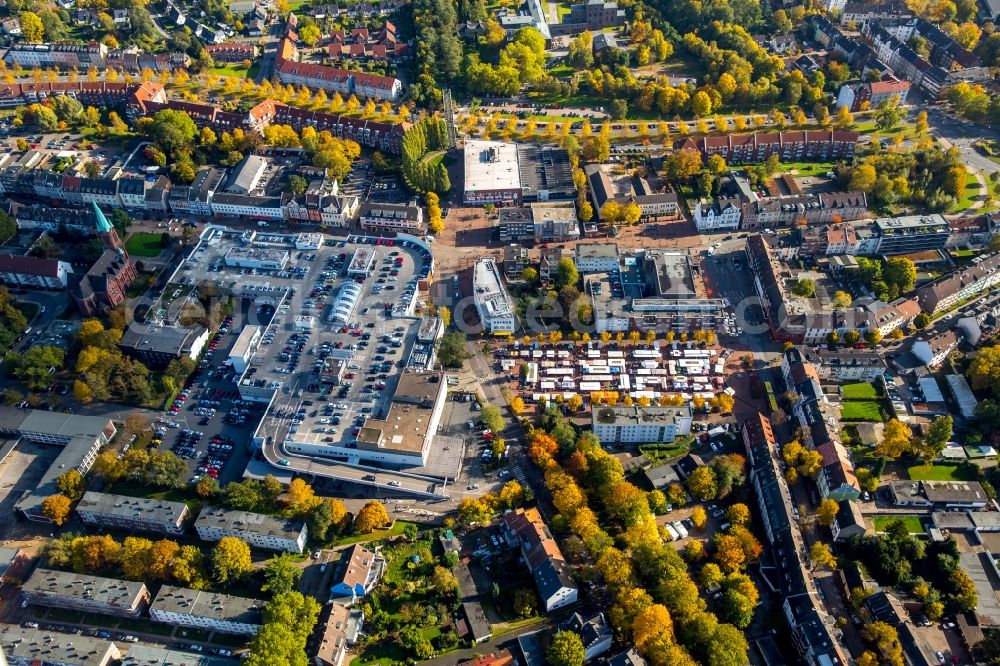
[93,199,127,255]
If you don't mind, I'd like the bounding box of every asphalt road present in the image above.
[925,106,1000,177]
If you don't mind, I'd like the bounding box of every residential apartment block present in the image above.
[76,491,192,535]
[916,253,1000,313]
[873,214,951,255]
[0,254,72,289]
[501,508,578,612]
[839,1,912,25]
[693,197,742,231]
[591,405,693,444]
[554,0,625,33]
[22,569,151,617]
[315,602,365,666]
[836,78,910,112]
[194,506,308,553]
[574,242,620,273]
[676,131,859,165]
[0,625,121,666]
[150,585,265,635]
[742,412,849,666]
[275,37,402,100]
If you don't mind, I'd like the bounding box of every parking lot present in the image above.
[154,313,267,486]
[0,128,133,180]
[260,237,433,456]
[158,227,446,484]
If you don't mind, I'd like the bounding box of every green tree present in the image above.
[546,631,586,666]
[437,332,470,368]
[884,257,916,295]
[7,345,64,389]
[969,346,1000,398]
[832,291,853,308]
[245,591,321,666]
[923,415,953,461]
[148,109,199,153]
[791,279,815,297]
[874,96,906,130]
[481,403,504,433]
[556,258,580,289]
[262,553,303,595]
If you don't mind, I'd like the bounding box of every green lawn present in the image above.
[907,464,979,481]
[124,232,166,257]
[209,64,250,79]
[839,401,883,422]
[780,161,837,176]
[951,171,984,213]
[841,383,878,400]
[873,515,925,534]
[329,520,415,547]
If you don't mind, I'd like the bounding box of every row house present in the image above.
[864,23,967,97]
[126,83,407,154]
[740,191,868,229]
[206,42,260,62]
[7,201,97,235]
[0,79,165,110]
[358,201,425,233]
[676,131,859,165]
[693,197,742,232]
[3,42,107,70]
[328,22,409,60]
[211,193,285,220]
[839,2,912,25]
[275,37,402,100]
[877,18,981,70]
[811,347,888,382]
[106,47,190,72]
[272,104,407,153]
[946,215,995,249]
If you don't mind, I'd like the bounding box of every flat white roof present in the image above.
[464,140,521,193]
[230,325,261,359]
[473,257,514,317]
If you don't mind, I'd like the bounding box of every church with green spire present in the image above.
[70,201,137,317]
